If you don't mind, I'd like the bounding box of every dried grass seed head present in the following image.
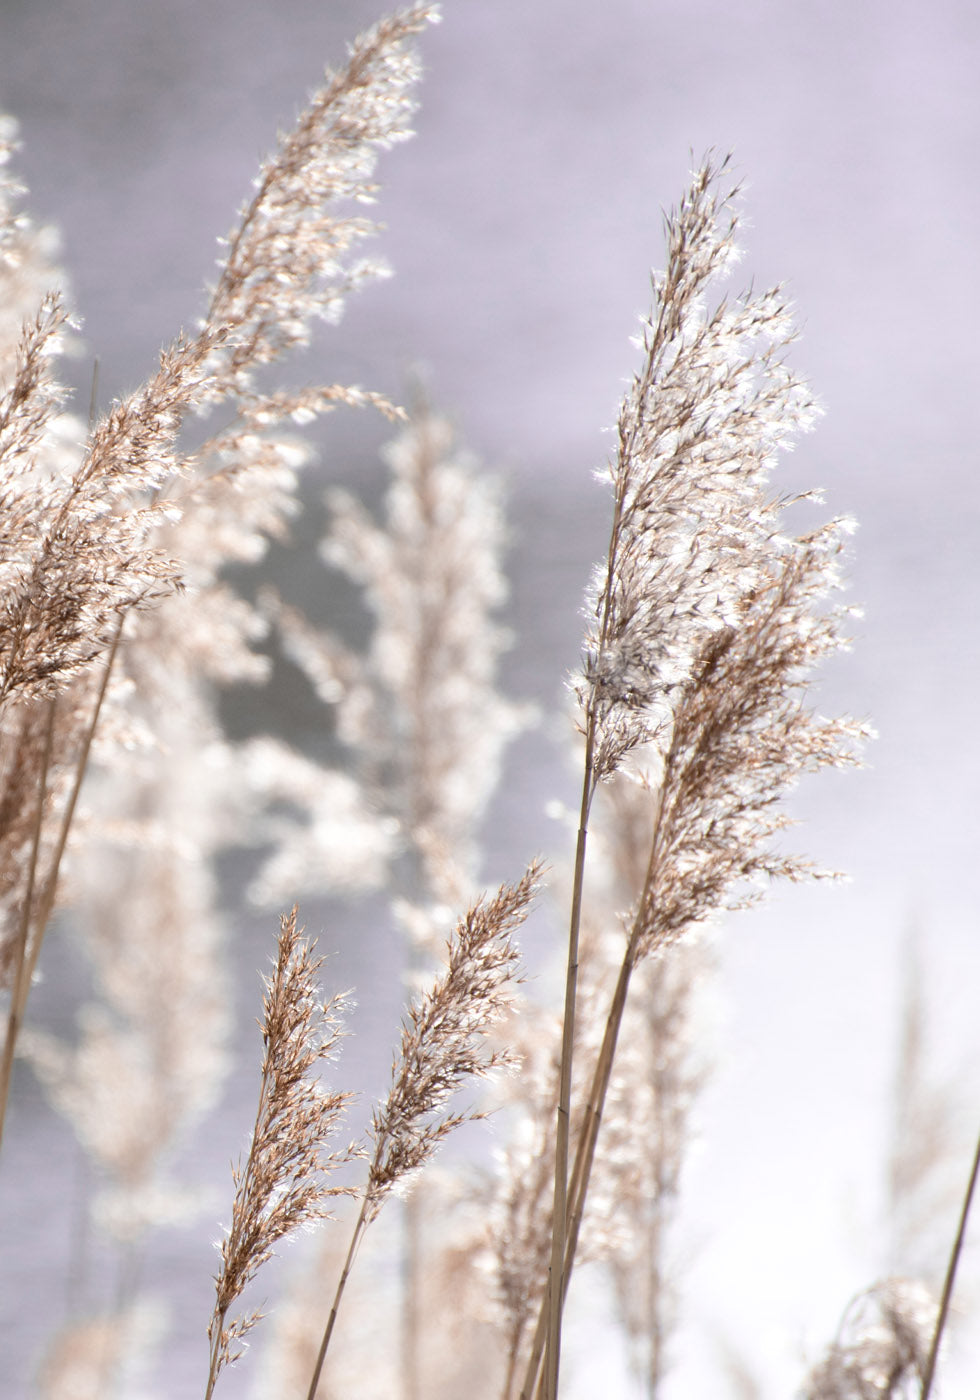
[582,154,824,783]
[366,863,541,1217]
[208,909,355,1381]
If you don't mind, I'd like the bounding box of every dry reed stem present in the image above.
[0,696,54,1148]
[919,1124,980,1399]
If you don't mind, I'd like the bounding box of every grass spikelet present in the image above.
[205,908,354,1398]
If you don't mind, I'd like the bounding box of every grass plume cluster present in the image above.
[0,6,971,1400]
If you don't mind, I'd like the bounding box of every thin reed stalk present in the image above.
[0,695,54,1149]
[543,769,594,1399]
[542,342,636,1400]
[306,1195,371,1400]
[519,948,634,1400]
[919,1122,980,1399]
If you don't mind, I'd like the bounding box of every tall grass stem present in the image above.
[919,1121,980,1398]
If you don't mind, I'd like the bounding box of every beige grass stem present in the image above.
[521,912,642,1400]
[0,696,55,1150]
[305,1195,371,1400]
[543,757,593,1400]
[542,430,631,1400]
[919,1121,980,1399]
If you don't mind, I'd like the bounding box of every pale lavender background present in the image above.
[1,1,979,1396]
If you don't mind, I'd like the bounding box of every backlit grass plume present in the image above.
[0,2,436,1148]
[802,1279,936,1400]
[247,395,527,920]
[306,863,542,1399]
[0,6,920,1394]
[205,908,354,1398]
[535,155,868,1399]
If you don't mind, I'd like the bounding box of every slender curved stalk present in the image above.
[524,788,665,1400]
[203,1321,224,1400]
[541,454,630,1398]
[307,1196,371,1400]
[920,1121,980,1399]
[543,760,594,1399]
[520,946,638,1400]
[34,616,124,938]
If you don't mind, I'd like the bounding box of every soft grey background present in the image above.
[1,1,979,1396]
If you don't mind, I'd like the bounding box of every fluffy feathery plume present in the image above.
[0,1,434,703]
[305,864,541,1400]
[0,116,80,482]
[801,1280,937,1400]
[365,863,540,1217]
[0,117,70,357]
[324,403,526,905]
[240,736,398,906]
[203,5,438,383]
[580,155,820,787]
[0,122,90,711]
[629,523,865,950]
[0,5,436,713]
[22,677,232,1246]
[205,909,354,1398]
[534,155,867,1400]
[36,1303,160,1400]
[257,397,529,922]
[0,4,436,1147]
